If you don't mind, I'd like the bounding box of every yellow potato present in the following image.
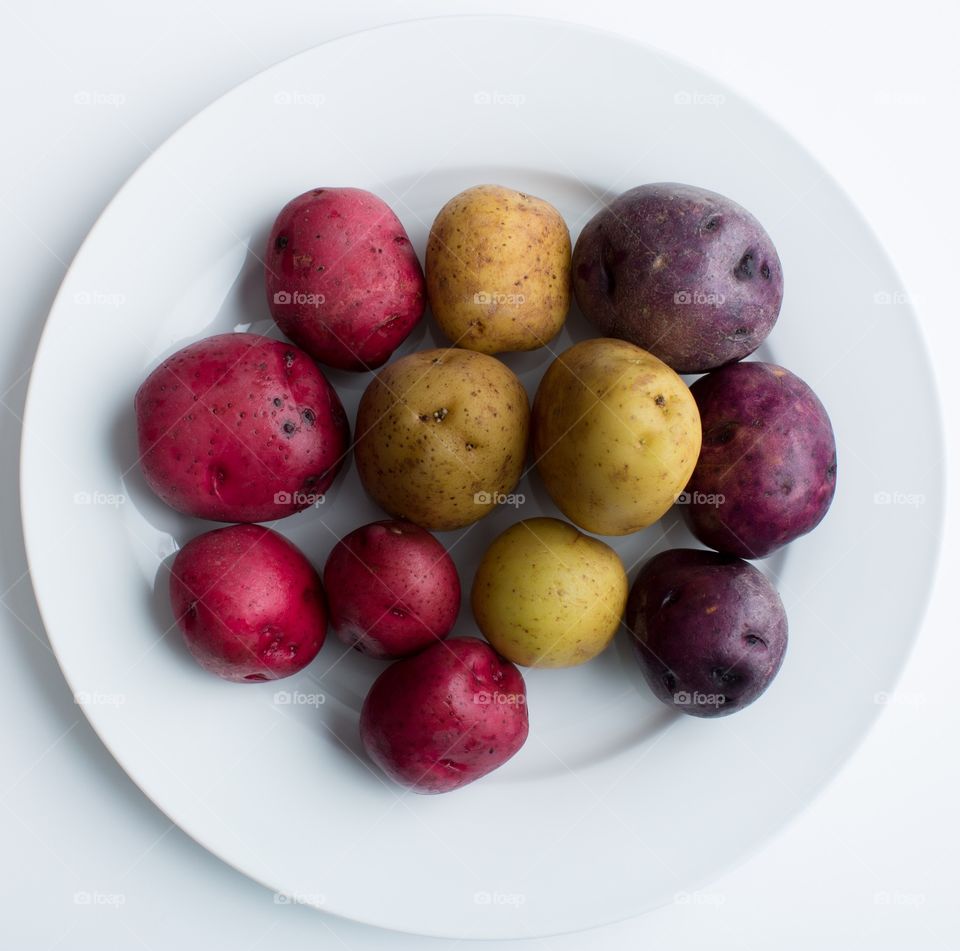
[532,338,701,535]
[354,348,529,531]
[425,184,571,353]
[472,517,627,668]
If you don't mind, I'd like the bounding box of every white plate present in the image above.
[20,16,943,940]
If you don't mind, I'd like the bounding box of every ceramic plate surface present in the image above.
[21,16,943,939]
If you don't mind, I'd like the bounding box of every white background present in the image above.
[1,1,956,947]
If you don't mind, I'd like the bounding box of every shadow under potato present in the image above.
[148,549,201,675]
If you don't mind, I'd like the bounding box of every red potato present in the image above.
[265,187,426,371]
[135,333,349,523]
[360,637,529,793]
[169,524,327,682]
[323,520,460,660]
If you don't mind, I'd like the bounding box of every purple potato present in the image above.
[628,548,788,717]
[683,361,837,558]
[572,183,783,373]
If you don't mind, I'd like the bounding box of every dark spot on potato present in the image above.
[711,422,738,445]
[185,602,198,622]
[275,235,288,250]
[282,420,296,435]
[662,671,677,693]
[760,261,771,280]
[733,327,750,337]
[780,480,794,495]
[734,250,756,280]
[710,666,739,686]
[283,350,295,370]
[273,397,283,407]
[654,394,665,407]
[418,414,429,422]
[433,408,448,422]
[302,408,316,425]
[701,214,722,234]
[244,673,268,682]
[313,188,325,195]
[744,632,767,648]
[390,608,407,618]
[827,461,837,477]
[599,241,617,297]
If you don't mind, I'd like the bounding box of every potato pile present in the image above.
[135,181,836,793]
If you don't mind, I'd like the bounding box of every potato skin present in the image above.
[426,184,571,353]
[627,548,787,717]
[531,338,701,536]
[323,519,461,660]
[683,362,837,558]
[265,187,425,371]
[472,517,627,668]
[572,183,783,373]
[354,348,530,531]
[135,333,349,523]
[169,524,327,682]
[359,637,528,793]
